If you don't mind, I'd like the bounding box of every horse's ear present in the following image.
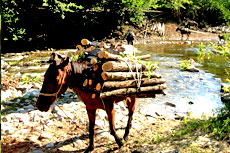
[49,53,63,61]
[61,57,70,67]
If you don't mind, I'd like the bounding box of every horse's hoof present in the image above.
[123,136,128,142]
[84,146,94,153]
[118,139,126,148]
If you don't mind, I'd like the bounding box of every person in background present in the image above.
[125,28,135,45]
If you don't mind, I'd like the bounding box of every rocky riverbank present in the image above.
[1,40,229,152]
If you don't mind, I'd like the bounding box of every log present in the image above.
[92,64,98,71]
[96,83,102,91]
[136,54,151,60]
[83,79,88,86]
[90,57,98,65]
[100,84,167,99]
[102,61,146,72]
[98,51,106,59]
[89,79,93,86]
[98,51,151,61]
[101,72,162,81]
[103,78,166,89]
[91,93,96,99]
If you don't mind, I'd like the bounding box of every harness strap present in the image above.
[39,70,66,101]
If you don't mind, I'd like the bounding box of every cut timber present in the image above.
[100,84,167,99]
[92,64,98,71]
[90,58,98,65]
[89,79,93,86]
[96,83,102,91]
[101,72,162,81]
[102,61,146,72]
[103,78,166,89]
[98,51,151,61]
[136,54,151,60]
[83,79,88,86]
[91,93,96,99]
[98,51,106,59]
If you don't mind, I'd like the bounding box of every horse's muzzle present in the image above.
[36,97,51,112]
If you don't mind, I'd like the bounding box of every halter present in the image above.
[39,71,66,101]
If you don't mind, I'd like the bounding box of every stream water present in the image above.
[1,43,229,117]
[135,43,229,117]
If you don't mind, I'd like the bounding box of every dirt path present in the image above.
[1,94,230,153]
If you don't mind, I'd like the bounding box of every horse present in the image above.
[176,27,191,40]
[36,53,137,152]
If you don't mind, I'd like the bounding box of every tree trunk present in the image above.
[100,84,167,99]
[103,78,166,90]
[102,61,146,72]
[101,72,162,81]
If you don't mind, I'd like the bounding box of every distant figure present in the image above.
[125,29,135,45]
[184,18,199,29]
[176,27,191,40]
[218,34,225,41]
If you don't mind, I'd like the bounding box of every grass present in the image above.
[180,59,194,71]
[151,109,230,145]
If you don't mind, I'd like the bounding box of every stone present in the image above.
[74,137,83,146]
[32,83,41,90]
[16,87,28,94]
[95,120,105,129]
[1,90,12,101]
[39,133,52,140]
[24,89,39,98]
[4,100,14,105]
[25,99,31,104]
[98,131,110,138]
[187,65,199,72]
[46,142,54,148]
[24,104,34,109]
[164,102,176,107]
[46,120,54,126]
[79,118,84,123]
[32,115,41,122]
[2,125,16,134]
[17,108,27,113]
[2,117,8,122]
[96,109,107,120]
[117,102,126,111]
[29,149,44,153]
[19,115,31,125]
[13,90,22,98]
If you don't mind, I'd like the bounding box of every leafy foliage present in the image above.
[2,0,230,51]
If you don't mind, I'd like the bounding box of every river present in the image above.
[135,42,228,118]
[1,42,229,118]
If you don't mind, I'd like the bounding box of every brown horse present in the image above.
[36,53,136,152]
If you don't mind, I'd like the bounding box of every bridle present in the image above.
[39,70,66,101]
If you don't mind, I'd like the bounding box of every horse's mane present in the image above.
[71,61,89,74]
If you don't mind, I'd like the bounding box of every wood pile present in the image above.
[74,39,167,99]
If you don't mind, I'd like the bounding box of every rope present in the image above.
[121,56,142,91]
[39,71,66,100]
[54,103,73,119]
[39,71,74,120]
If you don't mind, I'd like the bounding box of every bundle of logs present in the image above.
[74,39,167,99]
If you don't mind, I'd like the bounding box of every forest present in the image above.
[2,0,230,52]
[1,0,230,152]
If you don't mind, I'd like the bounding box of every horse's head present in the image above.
[36,53,71,112]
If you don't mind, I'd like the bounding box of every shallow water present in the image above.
[1,43,228,116]
[136,43,228,116]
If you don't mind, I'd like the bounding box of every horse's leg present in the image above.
[123,97,136,141]
[105,101,123,147]
[85,108,96,153]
